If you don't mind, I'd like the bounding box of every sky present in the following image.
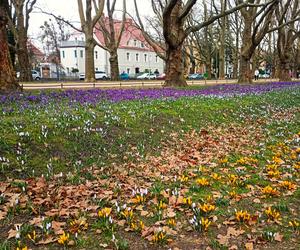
[29,0,151,41]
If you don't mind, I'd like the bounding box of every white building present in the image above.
[60,19,165,77]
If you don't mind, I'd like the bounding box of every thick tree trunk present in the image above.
[233,53,239,79]
[109,51,120,81]
[17,37,32,82]
[278,60,291,81]
[219,0,226,80]
[85,35,96,82]
[206,56,212,80]
[190,59,196,74]
[238,20,253,84]
[0,0,19,91]
[238,55,252,83]
[16,10,32,82]
[164,45,187,87]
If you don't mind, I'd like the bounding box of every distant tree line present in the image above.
[1,0,300,91]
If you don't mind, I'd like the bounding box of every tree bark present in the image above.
[78,0,104,82]
[17,28,32,82]
[206,58,212,80]
[109,50,120,81]
[239,55,252,83]
[13,1,33,82]
[163,1,187,86]
[85,34,96,82]
[164,44,187,86]
[238,13,253,83]
[219,0,226,79]
[278,60,291,81]
[0,0,19,91]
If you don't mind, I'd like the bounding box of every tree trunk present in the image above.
[219,0,226,80]
[164,45,187,87]
[109,51,120,81]
[238,55,252,83]
[0,0,19,91]
[278,60,291,81]
[238,19,253,84]
[16,9,32,82]
[206,55,212,80]
[17,37,32,82]
[85,35,96,82]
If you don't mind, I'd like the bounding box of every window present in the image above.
[126,52,130,61]
[136,53,139,62]
[141,43,145,48]
[95,51,98,59]
[80,50,83,58]
[127,68,130,74]
[144,54,147,62]
[74,50,77,58]
[155,55,158,63]
[134,40,137,46]
[62,51,65,59]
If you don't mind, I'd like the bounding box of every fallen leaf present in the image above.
[245,242,253,250]
[52,221,66,235]
[217,234,229,246]
[274,233,283,242]
[0,211,7,220]
[227,227,245,237]
[253,198,261,203]
[141,210,149,216]
[37,236,57,245]
[7,229,17,239]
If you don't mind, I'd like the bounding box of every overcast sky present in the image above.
[29,0,151,40]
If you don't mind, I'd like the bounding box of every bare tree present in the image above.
[8,0,37,82]
[276,0,300,81]
[37,1,104,82]
[96,0,126,81]
[40,18,70,79]
[0,0,19,91]
[135,0,268,86]
[77,0,104,82]
[238,0,279,83]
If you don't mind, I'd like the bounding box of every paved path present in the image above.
[20,78,281,90]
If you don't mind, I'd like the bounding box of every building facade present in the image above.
[60,20,165,77]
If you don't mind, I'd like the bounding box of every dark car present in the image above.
[120,72,130,80]
[188,73,204,80]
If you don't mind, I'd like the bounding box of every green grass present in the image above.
[1,88,300,180]
[0,87,300,249]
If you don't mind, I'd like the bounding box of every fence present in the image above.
[20,79,242,90]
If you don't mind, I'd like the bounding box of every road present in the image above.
[20,78,281,90]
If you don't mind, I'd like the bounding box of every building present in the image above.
[27,40,45,69]
[60,19,165,77]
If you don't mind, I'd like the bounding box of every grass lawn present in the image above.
[0,82,300,249]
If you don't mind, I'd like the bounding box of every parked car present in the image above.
[259,73,270,79]
[156,73,166,80]
[120,72,130,80]
[136,73,157,80]
[16,70,41,81]
[188,73,204,80]
[79,71,108,80]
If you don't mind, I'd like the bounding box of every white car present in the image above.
[259,73,270,79]
[79,71,108,80]
[137,73,157,80]
[16,70,41,80]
